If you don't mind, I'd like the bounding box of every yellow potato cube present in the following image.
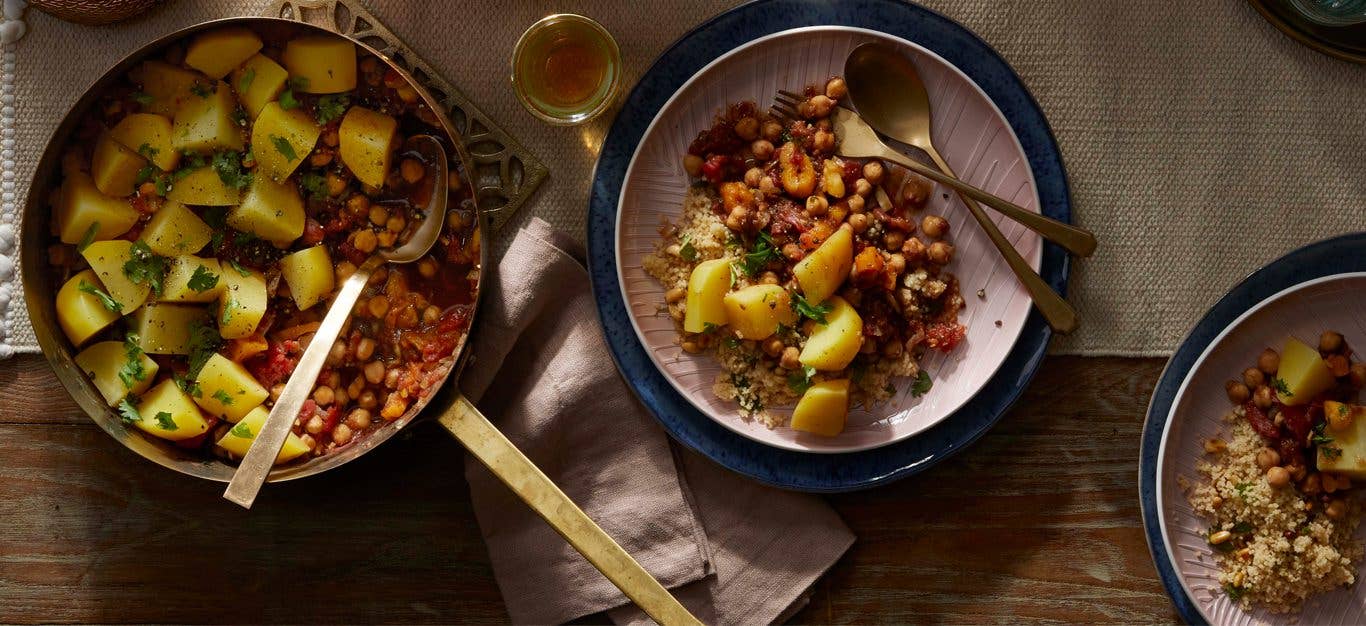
[132,303,208,355]
[133,379,210,441]
[56,269,122,347]
[193,353,268,422]
[90,133,147,197]
[683,258,732,334]
[252,101,320,182]
[1278,337,1335,406]
[53,172,139,244]
[338,105,398,188]
[172,80,244,153]
[75,340,159,406]
[184,26,263,79]
[216,405,311,463]
[131,60,204,117]
[1318,402,1366,478]
[141,200,213,256]
[282,35,357,93]
[165,166,241,206]
[108,113,180,171]
[790,379,850,437]
[160,255,224,303]
[793,226,853,304]
[226,174,305,245]
[799,296,863,371]
[723,284,797,340]
[280,245,335,311]
[231,53,289,119]
[81,240,151,313]
[217,266,267,339]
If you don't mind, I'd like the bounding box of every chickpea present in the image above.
[364,361,386,384]
[1302,472,1323,496]
[1321,330,1345,353]
[299,434,317,451]
[902,237,928,263]
[725,213,746,232]
[740,167,763,188]
[806,95,835,118]
[417,257,439,279]
[386,214,407,233]
[358,389,378,409]
[762,120,783,142]
[1252,384,1273,409]
[666,287,686,304]
[1242,367,1265,388]
[305,414,325,435]
[848,213,870,233]
[758,175,777,197]
[327,340,347,366]
[322,128,340,147]
[270,383,285,403]
[355,337,376,361]
[921,215,949,239]
[780,346,801,370]
[332,423,354,445]
[853,178,872,197]
[927,241,954,265]
[400,159,425,184]
[1326,499,1348,520]
[325,172,347,196]
[313,385,336,406]
[823,77,848,100]
[847,194,866,214]
[422,305,442,324]
[751,139,775,160]
[683,154,703,177]
[681,340,702,354]
[1225,380,1251,404]
[902,178,931,208]
[734,116,759,141]
[887,253,906,275]
[309,149,333,167]
[812,130,835,152]
[396,306,419,329]
[1256,447,1281,470]
[762,337,785,358]
[347,408,372,430]
[1257,348,1280,375]
[384,366,403,389]
[884,231,906,251]
[806,195,829,216]
[1328,402,1353,432]
[862,161,885,185]
[782,242,804,262]
[1290,464,1308,482]
[352,229,378,254]
[664,243,682,257]
[1266,465,1291,489]
[369,205,390,227]
[347,194,371,217]
[367,295,390,318]
[759,271,780,285]
[1352,362,1366,389]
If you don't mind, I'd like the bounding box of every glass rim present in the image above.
[510,13,623,126]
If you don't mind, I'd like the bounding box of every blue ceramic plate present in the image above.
[1141,233,1366,622]
[587,0,1072,491]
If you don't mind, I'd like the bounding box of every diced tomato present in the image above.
[1243,401,1280,441]
[246,340,300,388]
[300,218,325,246]
[925,322,966,353]
[319,405,342,433]
[701,154,729,185]
[1279,402,1316,443]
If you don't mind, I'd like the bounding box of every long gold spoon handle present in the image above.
[876,145,1078,334]
[438,394,702,626]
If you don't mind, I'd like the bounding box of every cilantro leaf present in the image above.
[269,134,298,162]
[739,231,779,277]
[116,398,141,424]
[298,171,326,200]
[237,67,255,94]
[122,241,168,297]
[185,320,221,380]
[153,174,172,196]
[279,89,301,110]
[787,365,817,394]
[212,151,252,190]
[76,221,100,253]
[130,91,152,106]
[910,371,933,397]
[187,265,219,293]
[791,293,832,324]
[116,333,146,390]
[136,143,159,160]
[153,411,178,431]
[189,82,211,98]
[212,389,234,406]
[78,281,122,313]
[227,259,252,277]
[678,234,697,262]
[134,165,156,185]
[1272,377,1293,398]
[1312,420,1335,446]
[1322,445,1343,459]
[173,373,202,398]
[315,94,349,125]
[230,422,253,438]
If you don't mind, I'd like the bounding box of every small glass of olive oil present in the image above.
[511,14,621,125]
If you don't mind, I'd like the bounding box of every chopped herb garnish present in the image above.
[1223,583,1247,601]
[298,171,326,199]
[134,165,156,185]
[189,82,211,98]
[738,231,779,277]
[227,259,252,277]
[153,174,172,196]
[116,398,141,424]
[116,333,146,390]
[187,265,219,293]
[792,293,832,324]
[787,365,817,394]
[123,241,168,297]
[702,321,722,334]
[678,234,698,262]
[722,337,741,350]
[153,411,178,431]
[1234,482,1252,498]
[185,320,221,380]
[76,221,100,252]
[212,389,234,406]
[279,88,300,110]
[1312,421,1334,446]
[1322,446,1343,459]
[237,67,255,94]
[1231,521,1254,533]
[130,91,153,106]
[269,134,298,162]
[315,94,349,124]
[174,373,202,398]
[212,151,252,190]
[230,422,253,438]
[1272,377,1292,398]
[135,143,160,161]
[910,370,933,397]
[220,298,235,324]
[77,281,121,313]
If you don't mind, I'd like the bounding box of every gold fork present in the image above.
[771,93,1079,334]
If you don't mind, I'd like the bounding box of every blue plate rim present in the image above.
[1139,232,1366,624]
[586,0,1073,492]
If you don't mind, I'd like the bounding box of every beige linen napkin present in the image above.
[458,218,854,624]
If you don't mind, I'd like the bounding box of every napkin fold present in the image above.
[459,218,854,624]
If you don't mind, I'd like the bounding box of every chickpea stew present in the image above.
[642,76,966,437]
[48,24,480,465]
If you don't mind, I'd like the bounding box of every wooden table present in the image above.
[0,353,1179,623]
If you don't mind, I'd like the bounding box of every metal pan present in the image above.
[20,17,696,624]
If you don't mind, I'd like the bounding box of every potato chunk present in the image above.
[793,225,853,304]
[193,353,268,422]
[131,60,204,117]
[216,405,311,463]
[217,266,267,339]
[1278,337,1335,406]
[132,303,208,355]
[53,172,139,244]
[160,256,224,303]
[1318,402,1366,478]
[252,101,320,182]
[172,80,244,153]
[799,296,862,371]
[165,166,241,206]
[231,53,289,119]
[791,379,850,437]
[90,133,147,197]
[184,26,263,79]
[141,200,213,256]
[338,106,398,188]
[75,340,159,406]
[109,113,180,171]
[227,174,305,245]
[81,240,151,313]
[56,269,122,347]
[723,284,797,340]
[281,35,357,93]
[280,245,335,311]
[683,258,731,334]
[133,379,211,441]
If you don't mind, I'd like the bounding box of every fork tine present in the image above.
[777,89,804,101]
[770,98,798,122]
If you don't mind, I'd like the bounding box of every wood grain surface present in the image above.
[0,354,1179,624]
